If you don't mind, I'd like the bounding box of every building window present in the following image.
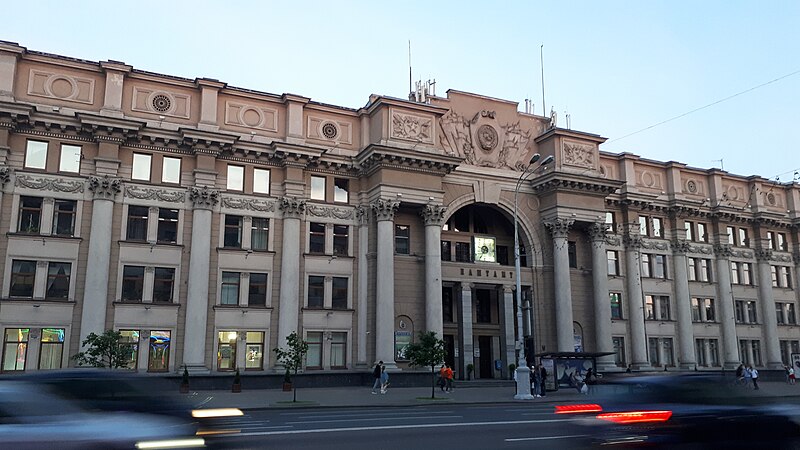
[607,250,619,275]
[253,168,270,194]
[217,331,238,371]
[148,330,170,372]
[248,273,268,307]
[612,336,626,367]
[152,267,175,303]
[567,241,577,268]
[645,295,670,321]
[333,178,349,203]
[306,332,323,369]
[332,277,348,309]
[395,225,410,255]
[691,298,716,322]
[639,216,648,236]
[118,330,139,370]
[476,290,492,323]
[752,340,762,366]
[648,337,674,367]
[640,216,663,237]
[653,254,667,279]
[777,303,786,325]
[157,208,179,244]
[736,300,758,324]
[738,228,749,247]
[730,262,740,285]
[777,232,787,251]
[696,223,708,242]
[132,153,152,181]
[126,206,149,241]
[227,165,244,191]
[442,287,454,323]
[161,156,181,184]
[641,254,651,278]
[25,140,48,169]
[610,292,623,319]
[307,276,324,308]
[46,262,71,299]
[652,217,663,237]
[309,222,325,254]
[330,332,347,369]
[777,303,797,326]
[605,212,616,233]
[695,339,706,367]
[310,176,326,201]
[689,257,711,282]
[441,241,452,262]
[727,226,735,245]
[224,215,243,248]
[121,266,145,302]
[520,245,527,267]
[2,328,29,371]
[742,263,752,285]
[18,196,43,234]
[250,218,269,251]
[455,242,471,262]
[333,225,349,256]
[245,332,265,370]
[39,328,65,370]
[10,260,36,298]
[695,338,720,367]
[58,144,81,173]
[779,266,793,288]
[772,266,779,287]
[787,303,797,325]
[52,200,77,236]
[497,245,509,265]
[220,272,241,305]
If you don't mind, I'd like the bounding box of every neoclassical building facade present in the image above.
[0,41,798,377]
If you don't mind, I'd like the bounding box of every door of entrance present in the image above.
[478,336,493,379]
[444,335,455,369]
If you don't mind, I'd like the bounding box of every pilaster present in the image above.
[755,247,782,368]
[672,239,696,369]
[276,197,306,352]
[373,199,399,368]
[623,223,649,369]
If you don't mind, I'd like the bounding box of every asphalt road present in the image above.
[208,403,588,449]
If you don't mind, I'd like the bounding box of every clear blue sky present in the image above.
[5,1,799,181]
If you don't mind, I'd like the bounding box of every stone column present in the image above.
[672,239,696,369]
[588,223,615,371]
[181,186,218,372]
[545,218,574,352]
[78,176,121,346]
[623,225,649,369]
[356,206,369,367]
[501,286,517,371]
[421,204,446,337]
[756,248,783,369]
[276,197,305,351]
[460,283,474,378]
[372,199,399,368]
[0,165,9,217]
[713,243,740,369]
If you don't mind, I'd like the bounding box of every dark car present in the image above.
[556,374,800,448]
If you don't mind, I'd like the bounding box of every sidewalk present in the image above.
[187,380,800,411]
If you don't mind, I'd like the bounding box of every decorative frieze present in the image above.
[544,218,573,238]
[306,204,354,220]
[604,234,622,247]
[371,199,399,222]
[88,175,121,200]
[221,196,276,212]
[713,244,734,258]
[773,253,794,264]
[391,111,433,144]
[279,197,306,219]
[189,186,219,209]
[640,238,670,251]
[420,204,446,226]
[671,239,691,255]
[755,248,773,262]
[562,141,596,169]
[623,234,643,249]
[15,174,84,193]
[125,185,186,203]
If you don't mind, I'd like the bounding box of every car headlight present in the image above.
[135,438,205,449]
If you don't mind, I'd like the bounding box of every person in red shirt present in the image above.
[444,364,454,393]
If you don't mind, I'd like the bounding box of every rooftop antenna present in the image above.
[408,40,412,100]
[565,110,571,129]
[540,44,546,116]
[712,158,724,170]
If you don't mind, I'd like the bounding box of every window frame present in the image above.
[18,196,43,234]
[247,273,268,307]
[131,153,152,182]
[58,144,81,173]
[333,178,349,204]
[220,271,241,306]
[610,292,623,320]
[253,168,270,195]
[161,156,182,184]
[307,275,325,308]
[250,218,269,251]
[126,205,149,241]
[45,262,71,300]
[156,208,179,244]
[152,267,175,303]
[24,140,48,170]
[9,260,36,299]
[52,200,77,237]
[395,224,410,255]
[223,215,243,248]
[121,265,145,302]
[310,176,326,201]
[226,165,245,191]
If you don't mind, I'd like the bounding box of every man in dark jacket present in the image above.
[539,366,547,397]
[371,361,383,394]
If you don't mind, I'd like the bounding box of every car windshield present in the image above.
[595,376,754,406]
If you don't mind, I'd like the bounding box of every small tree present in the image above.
[72,330,133,369]
[273,331,309,402]
[404,331,447,399]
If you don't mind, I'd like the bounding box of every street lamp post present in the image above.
[513,153,554,400]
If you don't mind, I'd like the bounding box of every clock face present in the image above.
[473,236,496,262]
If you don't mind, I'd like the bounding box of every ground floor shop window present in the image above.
[648,337,674,367]
[330,332,347,368]
[245,332,264,370]
[612,336,626,367]
[218,331,238,371]
[148,330,170,372]
[306,332,323,369]
[2,328,29,371]
[119,330,140,369]
[38,328,64,370]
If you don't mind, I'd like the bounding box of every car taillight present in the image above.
[596,410,672,424]
[555,404,603,414]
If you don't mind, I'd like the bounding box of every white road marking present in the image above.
[505,434,587,442]
[281,411,457,419]
[286,415,461,425]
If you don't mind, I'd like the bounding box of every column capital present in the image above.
[279,196,306,219]
[545,218,574,238]
[189,186,219,210]
[623,233,643,249]
[587,222,609,242]
[371,199,400,222]
[87,175,121,200]
[420,204,446,226]
[461,282,475,291]
[755,248,773,262]
[714,243,733,258]
[793,251,800,266]
[0,165,10,186]
[502,285,514,294]
[671,239,691,255]
[355,205,370,225]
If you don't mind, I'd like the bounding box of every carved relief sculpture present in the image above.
[562,142,595,169]
[713,244,734,259]
[371,199,400,222]
[0,165,10,186]
[306,204,354,220]
[126,185,186,203]
[279,197,306,219]
[189,186,220,209]
[221,196,276,212]
[420,204,446,226]
[671,239,691,255]
[17,174,84,193]
[88,175,121,200]
[439,110,536,170]
[391,112,432,144]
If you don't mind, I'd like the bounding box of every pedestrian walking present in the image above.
[380,366,390,394]
[444,364,454,392]
[371,361,383,394]
[438,364,447,392]
[790,366,796,385]
[743,365,753,388]
[539,365,547,397]
[751,366,759,390]
[532,364,542,398]
[785,365,791,384]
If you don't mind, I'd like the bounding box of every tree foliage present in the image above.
[72,330,133,369]
[404,331,447,399]
[273,331,309,402]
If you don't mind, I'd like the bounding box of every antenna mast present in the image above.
[408,40,412,99]
[540,44,546,116]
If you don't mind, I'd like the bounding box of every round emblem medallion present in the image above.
[321,122,338,139]
[767,192,776,205]
[687,180,697,193]
[152,94,172,113]
[477,125,498,151]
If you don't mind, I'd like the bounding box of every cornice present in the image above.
[531,170,623,197]
[533,127,606,144]
[355,144,462,177]
[181,128,239,155]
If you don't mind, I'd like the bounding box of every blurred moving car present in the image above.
[555,374,800,448]
[0,381,204,449]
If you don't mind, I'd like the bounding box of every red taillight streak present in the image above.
[555,404,603,414]
[596,410,673,424]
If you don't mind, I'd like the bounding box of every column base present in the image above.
[595,357,618,373]
[723,361,741,371]
[767,361,786,370]
[630,362,652,371]
[679,362,697,371]
[513,366,534,400]
[182,364,210,375]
